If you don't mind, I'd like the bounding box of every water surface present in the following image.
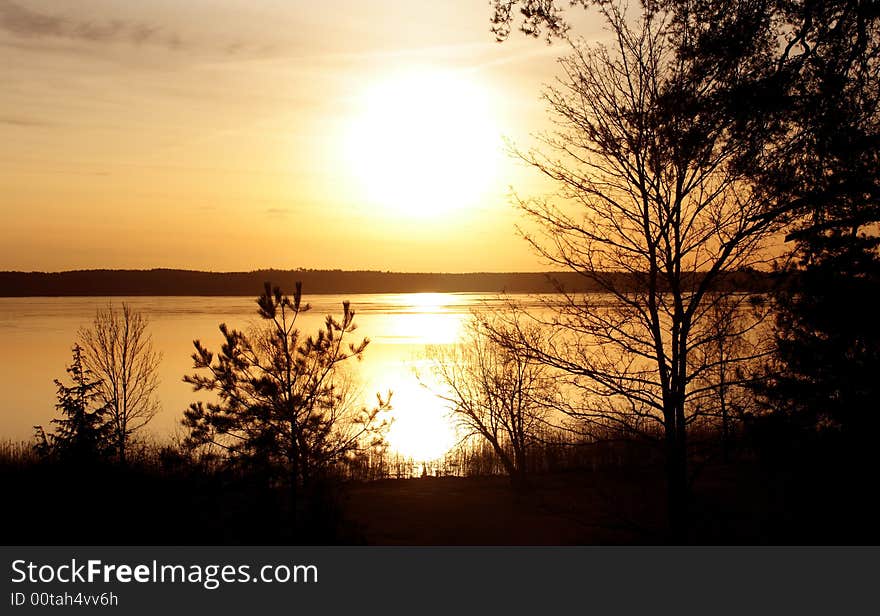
[0,293,531,460]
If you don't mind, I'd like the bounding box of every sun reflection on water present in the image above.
[382,373,458,462]
[353,293,473,462]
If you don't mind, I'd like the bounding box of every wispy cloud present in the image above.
[0,114,53,127]
[0,0,185,50]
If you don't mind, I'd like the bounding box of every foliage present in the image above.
[35,344,114,463]
[489,0,880,536]
[755,233,880,437]
[491,0,880,229]
[183,283,390,491]
[745,0,880,442]
[491,0,576,42]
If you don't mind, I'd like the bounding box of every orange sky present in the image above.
[0,0,605,272]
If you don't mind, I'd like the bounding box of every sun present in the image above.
[345,68,501,218]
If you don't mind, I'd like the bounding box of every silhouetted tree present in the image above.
[426,315,554,487]
[78,303,162,465]
[663,0,880,234]
[744,1,880,442]
[488,4,782,539]
[755,234,880,440]
[183,283,389,527]
[35,344,113,463]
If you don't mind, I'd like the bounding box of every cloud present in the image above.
[0,114,53,127]
[0,0,186,50]
[0,0,65,37]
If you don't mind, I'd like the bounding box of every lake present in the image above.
[0,293,535,461]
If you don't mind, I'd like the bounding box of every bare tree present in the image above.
[79,303,162,465]
[425,315,553,488]
[687,293,772,464]
[493,4,782,539]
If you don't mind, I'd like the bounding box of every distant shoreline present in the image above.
[0,268,773,297]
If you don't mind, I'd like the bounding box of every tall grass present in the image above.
[0,439,38,469]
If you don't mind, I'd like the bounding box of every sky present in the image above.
[0,0,605,273]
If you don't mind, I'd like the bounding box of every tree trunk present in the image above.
[289,423,299,538]
[511,444,529,490]
[117,426,126,466]
[719,336,730,463]
[665,399,689,543]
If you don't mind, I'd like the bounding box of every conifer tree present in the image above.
[35,344,114,463]
[183,283,390,527]
[756,233,880,440]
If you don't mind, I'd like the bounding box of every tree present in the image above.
[426,315,553,487]
[34,344,113,463]
[78,303,162,465]
[487,4,782,539]
[746,1,880,442]
[755,233,880,439]
[183,283,389,525]
[641,0,880,442]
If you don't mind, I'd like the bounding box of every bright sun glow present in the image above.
[383,372,458,461]
[346,68,501,217]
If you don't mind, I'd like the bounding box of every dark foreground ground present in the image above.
[2,452,876,544]
[341,461,878,545]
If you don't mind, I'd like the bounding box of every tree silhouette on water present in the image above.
[183,282,390,533]
[485,3,781,540]
[34,344,113,463]
[488,0,880,541]
[78,303,162,466]
[426,316,554,488]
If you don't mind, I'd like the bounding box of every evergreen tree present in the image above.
[183,283,390,528]
[35,344,114,463]
[757,233,880,439]
[748,0,880,440]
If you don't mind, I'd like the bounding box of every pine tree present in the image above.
[35,344,114,463]
[183,283,390,529]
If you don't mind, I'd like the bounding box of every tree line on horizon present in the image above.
[0,268,775,297]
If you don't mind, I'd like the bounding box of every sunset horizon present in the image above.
[0,0,609,273]
[3,0,879,567]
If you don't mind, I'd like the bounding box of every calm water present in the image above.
[0,293,532,460]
